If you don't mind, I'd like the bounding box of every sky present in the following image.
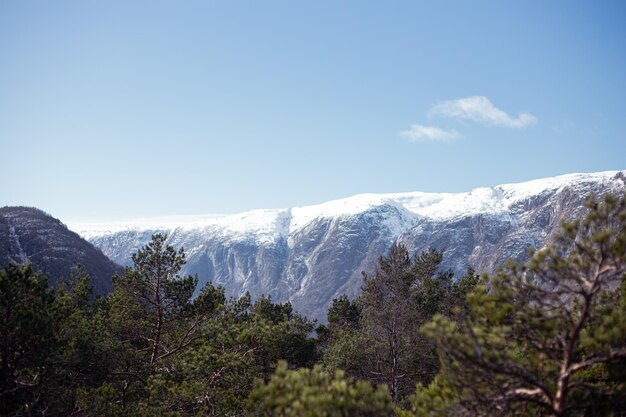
[1,1,625,221]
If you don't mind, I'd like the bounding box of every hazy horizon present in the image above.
[60,169,624,235]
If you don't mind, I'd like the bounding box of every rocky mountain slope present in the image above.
[0,207,120,294]
[72,171,626,320]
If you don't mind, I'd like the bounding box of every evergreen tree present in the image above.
[419,193,626,417]
[248,360,394,417]
[327,295,360,331]
[94,233,205,413]
[47,266,108,414]
[245,295,317,379]
[0,264,55,416]
[136,283,257,417]
[321,295,367,379]
[359,244,454,402]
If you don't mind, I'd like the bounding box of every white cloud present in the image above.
[428,96,537,128]
[399,124,462,143]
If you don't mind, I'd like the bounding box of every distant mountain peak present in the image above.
[71,170,624,238]
[66,170,625,320]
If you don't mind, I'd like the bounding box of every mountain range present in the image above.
[67,170,626,320]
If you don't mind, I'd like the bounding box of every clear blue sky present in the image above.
[1,1,625,220]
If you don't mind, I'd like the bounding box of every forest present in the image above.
[1,193,625,417]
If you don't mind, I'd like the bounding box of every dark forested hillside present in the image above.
[0,206,120,294]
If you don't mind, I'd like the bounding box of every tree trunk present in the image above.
[150,261,163,371]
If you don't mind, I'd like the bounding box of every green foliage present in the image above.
[327,295,360,331]
[248,360,394,417]
[47,266,108,413]
[95,234,203,407]
[194,281,227,316]
[317,296,356,368]
[323,326,367,375]
[418,193,626,417]
[4,194,625,417]
[0,234,322,416]
[0,264,55,415]
[397,375,458,417]
[245,296,317,378]
[111,232,200,368]
[252,295,293,323]
[0,264,111,415]
[144,338,258,416]
[321,245,478,406]
[81,234,318,415]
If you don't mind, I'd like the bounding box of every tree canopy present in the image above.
[1,193,624,416]
[414,194,626,416]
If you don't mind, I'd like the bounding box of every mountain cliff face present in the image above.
[75,171,626,320]
[0,207,120,294]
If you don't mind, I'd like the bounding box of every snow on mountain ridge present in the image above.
[68,170,624,240]
[74,170,625,320]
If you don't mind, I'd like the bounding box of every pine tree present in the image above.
[102,233,204,411]
[248,360,394,417]
[0,264,55,415]
[420,193,626,417]
[359,244,454,402]
[321,295,366,379]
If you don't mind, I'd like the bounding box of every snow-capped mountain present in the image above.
[70,171,626,320]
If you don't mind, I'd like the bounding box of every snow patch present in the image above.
[8,226,29,264]
[67,170,624,242]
